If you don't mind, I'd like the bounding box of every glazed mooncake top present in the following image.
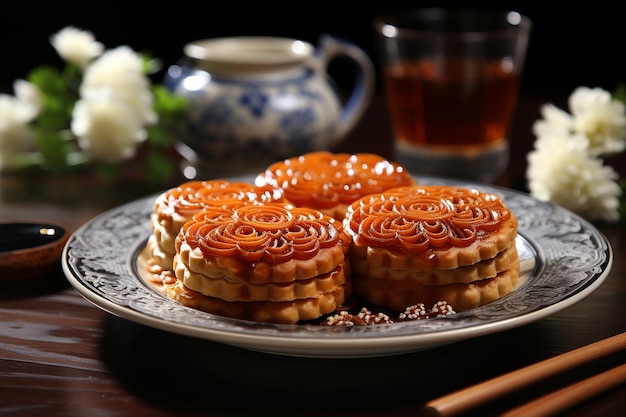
[154,179,288,219]
[344,185,518,268]
[254,152,416,219]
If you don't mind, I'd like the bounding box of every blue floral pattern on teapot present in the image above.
[164,35,374,178]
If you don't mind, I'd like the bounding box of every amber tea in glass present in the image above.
[374,8,531,183]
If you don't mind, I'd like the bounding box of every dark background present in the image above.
[1,1,624,97]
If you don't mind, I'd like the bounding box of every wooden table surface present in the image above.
[1,94,625,417]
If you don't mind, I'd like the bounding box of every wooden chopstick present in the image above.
[423,332,626,417]
[500,363,626,417]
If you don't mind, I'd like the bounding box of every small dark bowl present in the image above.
[0,222,69,280]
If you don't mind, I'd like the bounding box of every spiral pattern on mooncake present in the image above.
[155,180,286,219]
[345,185,520,312]
[147,180,288,273]
[169,203,352,324]
[181,205,344,264]
[254,151,416,220]
[346,186,512,253]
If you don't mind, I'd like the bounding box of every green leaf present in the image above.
[147,85,189,149]
[143,149,175,184]
[146,124,172,147]
[27,66,65,95]
[15,48,186,186]
[96,162,121,180]
[152,85,189,115]
[613,83,626,105]
[34,129,74,171]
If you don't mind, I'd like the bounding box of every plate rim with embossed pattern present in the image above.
[62,177,612,358]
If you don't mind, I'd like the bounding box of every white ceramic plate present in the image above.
[62,177,612,358]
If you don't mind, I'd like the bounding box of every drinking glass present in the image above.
[373,8,531,183]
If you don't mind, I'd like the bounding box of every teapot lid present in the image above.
[184,36,314,75]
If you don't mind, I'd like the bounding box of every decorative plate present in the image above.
[62,177,612,358]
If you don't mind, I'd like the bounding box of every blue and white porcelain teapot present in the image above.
[164,34,375,178]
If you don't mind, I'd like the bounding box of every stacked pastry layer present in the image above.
[146,152,522,324]
[147,180,288,274]
[344,185,520,311]
[165,204,352,324]
[255,151,416,220]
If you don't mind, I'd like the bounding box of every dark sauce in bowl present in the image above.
[0,223,66,252]
[0,222,69,280]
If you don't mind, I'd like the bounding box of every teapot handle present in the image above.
[316,34,375,141]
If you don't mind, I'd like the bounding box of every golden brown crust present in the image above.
[345,185,518,270]
[146,233,174,272]
[162,277,350,324]
[165,203,353,324]
[175,256,350,302]
[175,204,352,284]
[176,239,349,284]
[345,185,520,312]
[351,244,519,285]
[149,180,288,271]
[353,260,520,312]
[152,171,522,322]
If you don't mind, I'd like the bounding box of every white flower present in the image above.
[527,133,622,223]
[71,91,148,163]
[0,93,37,170]
[13,80,43,120]
[80,46,157,126]
[528,86,626,222]
[72,45,158,163]
[532,103,572,139]
[50,26,104,68]
[533,87,626,157]
[569,87,626,155]
[0,81,42,170]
